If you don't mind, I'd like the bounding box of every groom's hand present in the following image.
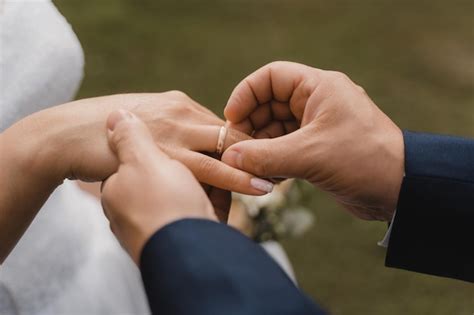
[222,61,404,221]
[101,110,217,264]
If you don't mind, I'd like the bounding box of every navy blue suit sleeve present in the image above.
[139,219,326,315]
[386,131,474,282]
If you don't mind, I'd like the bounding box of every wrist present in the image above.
[381,126,405,217]
[4,110,67,187]
[0,121,63,261]
[124,213,216,265]
[124,218,182,265]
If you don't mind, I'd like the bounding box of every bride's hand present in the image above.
[2,91,270,260]
[5,91,274,196]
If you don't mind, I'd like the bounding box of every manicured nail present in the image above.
[108,110,134,131]
[251,178,274,193]
[225,150,243,168]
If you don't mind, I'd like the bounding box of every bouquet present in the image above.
[229,179,314,243]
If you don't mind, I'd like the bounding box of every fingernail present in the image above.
[251,178,274,193]
[108,110,134,131]
[225,150,243,168]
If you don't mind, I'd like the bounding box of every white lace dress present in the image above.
[0,1,150,314]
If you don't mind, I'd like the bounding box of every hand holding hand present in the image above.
[222,62,405,220]
[101,110,216,264]
[1,92,257,261]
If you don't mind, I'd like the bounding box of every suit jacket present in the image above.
[140,219,326,315]
[386,131,474,282]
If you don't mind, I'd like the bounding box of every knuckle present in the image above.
[166,90,189,100]
[356,84,367,94]
[268,60,288,72]
[328,71,366,96]
[254,161,268,177]
[226,173,243,190]
[329,70,349,81]
[198,157,217,175]
[165,101,194,118]
[323,71,353,91]
[269,60,285,67]
[251,148,270,177]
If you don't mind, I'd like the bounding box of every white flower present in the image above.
[233,189,286,217]
[281,208,315,237]
[231,180,315,240]
[233,179,293,217]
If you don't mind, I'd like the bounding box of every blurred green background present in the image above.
[55,0,473,314]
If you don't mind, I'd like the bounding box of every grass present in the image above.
[54,0,474,314]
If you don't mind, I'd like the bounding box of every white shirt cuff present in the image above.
[377,209,397,248]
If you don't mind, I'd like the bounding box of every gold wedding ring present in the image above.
[216,126,228,154]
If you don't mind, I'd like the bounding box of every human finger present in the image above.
[224,61,321,123]
[173,150,274,195]
[106,110,169,165]
[185,125,253,153]
[221,128,307,179]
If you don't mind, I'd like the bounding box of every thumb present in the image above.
[106,110,168,165]
[221,129,306,179]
